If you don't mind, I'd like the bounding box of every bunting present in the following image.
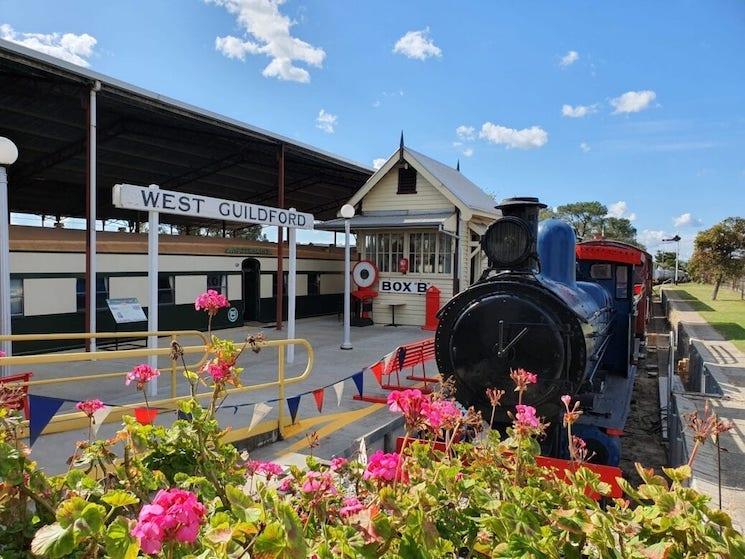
[287,395,301,424]
[332,381,344,407]
[248,402,272,432]
[368,347,400,386]
[29,395,65,446]
[91,405,112,437]
[313,389,324,413]
[352,372,364,397]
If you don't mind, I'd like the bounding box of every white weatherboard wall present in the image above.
[175,276,206,305]
[23,278,77,316]
[361,172,451,213]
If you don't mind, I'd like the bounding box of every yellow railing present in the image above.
[0,331,314,440]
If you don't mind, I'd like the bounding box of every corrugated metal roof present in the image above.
[405,148,498,215]
[319,211,455,231]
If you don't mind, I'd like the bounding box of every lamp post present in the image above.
[663,234,681,284]
[0,137,19,370]
[340,204,355,350]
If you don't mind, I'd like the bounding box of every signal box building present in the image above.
[323,142,498,327]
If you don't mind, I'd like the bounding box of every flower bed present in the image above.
[0,296,742,558]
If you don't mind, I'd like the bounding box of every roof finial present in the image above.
[399,130,404,149]
[456,159,460,172]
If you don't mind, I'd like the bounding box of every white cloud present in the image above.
[372,158,386,171]
[606,201,636,221]
[580,142,591,153]
[562,103,598,118]
[208,0,326,83]
[638,229,695,258]
[673,212,703,228]
[315,109,337,133]
[0,24,96,67]
[455,125,476,141]
[372,100,381,108]
[559,50,579,67]
[479,122,548,150]
[462,147,474,157]
[393,28,442,60]
[610,90,657,114]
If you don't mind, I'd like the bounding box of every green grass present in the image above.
[666,282,745,352]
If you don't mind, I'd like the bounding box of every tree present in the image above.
[555,201,607,238]
[539,207,557,221]
[601,217,639,246]
[655,250,688,273]
[688,217,745,300]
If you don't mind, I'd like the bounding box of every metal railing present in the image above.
[0,330,314,439]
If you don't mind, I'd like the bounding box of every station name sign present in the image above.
[112,184,314,230]
[379,279,431,294]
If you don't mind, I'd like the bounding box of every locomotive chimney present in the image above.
[482,197,547,273]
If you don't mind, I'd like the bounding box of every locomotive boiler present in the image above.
[435,197,619,458]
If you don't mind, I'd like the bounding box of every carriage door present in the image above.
[242,258,260,321]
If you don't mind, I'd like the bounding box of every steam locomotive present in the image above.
[435,197,646,465]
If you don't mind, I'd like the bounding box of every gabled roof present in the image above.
[343,146,498,221]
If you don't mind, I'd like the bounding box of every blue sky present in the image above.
[2,0,744,257]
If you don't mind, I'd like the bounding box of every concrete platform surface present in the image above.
[14,316,436,474]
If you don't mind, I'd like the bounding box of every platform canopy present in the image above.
[0,40,372,226]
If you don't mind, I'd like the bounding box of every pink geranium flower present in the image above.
[131,488,206,555]
[301,471,337,496]
[76,399,104,418]
[510,368,538,393]
[0,350,5,358]
[194,289,229,316]
[330,457,348,471]
[426,399,462,431]
[339,496,364,518]
[514,404,540,429]
[246,460,284,479]
[204,360,232,383]
[363,450,403,484]
[387,389,432,431]
[126,364,160,390]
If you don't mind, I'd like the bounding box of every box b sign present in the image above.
[380,279,430,294]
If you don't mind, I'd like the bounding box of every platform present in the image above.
[16,316,436,474]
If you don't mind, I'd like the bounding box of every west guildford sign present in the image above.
[112,184,314,229]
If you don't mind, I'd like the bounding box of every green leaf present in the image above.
[105,516,140,559]
[30,523,75,559]
[102,489,140,509]
[641,541,674,559]
[662,464,692,483]
[55,496,88,528]
[253,521,286,558]
[277,501,308,558]
[79,503,106,535]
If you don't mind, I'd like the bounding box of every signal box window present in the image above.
[364,233,404,273]
[158,275,175,305]
[397,166,417,194]
[76,277,109,312]
[10,278,23,316]
[207,274,228,297]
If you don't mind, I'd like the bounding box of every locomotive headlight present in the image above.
[482,217,532,268]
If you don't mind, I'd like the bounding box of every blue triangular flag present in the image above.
[177,410,193,421]
[287,395,301,424]
[352,371,364,397]
[29,395,65,446]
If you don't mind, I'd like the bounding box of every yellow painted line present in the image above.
[280,402,385,455]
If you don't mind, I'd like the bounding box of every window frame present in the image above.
[158,274,176,306]
[10,278,23,317]
[397,166,417,194]
[206,273,228,297]
[76,277,110,312]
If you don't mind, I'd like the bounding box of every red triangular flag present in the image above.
[368,363,383,386]
[313,388,324,413]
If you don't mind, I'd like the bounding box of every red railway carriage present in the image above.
[575,240,652,339]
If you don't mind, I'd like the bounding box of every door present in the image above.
[242,258,260,321]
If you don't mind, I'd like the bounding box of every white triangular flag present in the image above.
[248,403,272,432]
[358,437,368,466]
[91,405,112,437]
[333,380,345,407]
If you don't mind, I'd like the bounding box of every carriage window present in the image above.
[10,278,23,316]
[207,274,228,297]
[307,273,320,296]
[590,264,612,280]
[158,275,175,305]
[76,277,109,312]
[616,266,629,299]
[437,233,453,274]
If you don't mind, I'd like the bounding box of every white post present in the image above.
[88,84,99,351]
[0,167,12,368]
[0,137,18,374]
[341,218,353,350]
[147,184,159,396]
[286,209,297,364]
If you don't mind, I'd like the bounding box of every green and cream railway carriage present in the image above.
[8,226,347,352]
[323,144,499,327]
